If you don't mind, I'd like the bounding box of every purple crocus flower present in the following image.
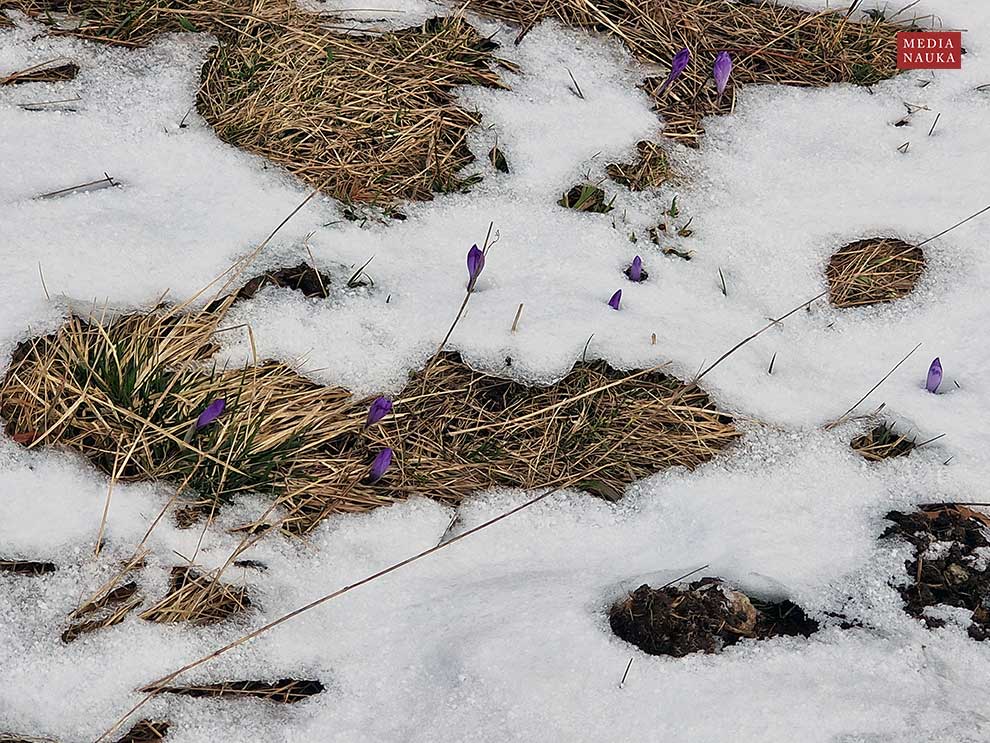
[369,448,393,483]
[608,289,622,310]
[658,47,691,95]
[196,398,225,430]
[467,244,485,292]
[366,396,392,427]
[628,256,643,282]
[926,357,942,393]
[714,51,732,100]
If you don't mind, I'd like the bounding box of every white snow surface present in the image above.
[2,1,990,741]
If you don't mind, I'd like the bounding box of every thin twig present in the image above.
[826,342,922,428]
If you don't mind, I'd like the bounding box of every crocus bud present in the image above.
[369,448,393,483]
[196,399,226,430]
[366,396,392,427]
[628,256,643,282]
[467,244,485,292]
[926,358,942,393]
[608,290,622,310]
[714,51,732,99]
[658,48,690,95]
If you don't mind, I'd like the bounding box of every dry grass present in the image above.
[0,60,78,85]
[851,422,916,462]
[63,580,142,642]
[115,720,170,743]
[0,274,738,535]
[607,140,674,191]
[558,182,615,213]
[467,0,907,145]
[140,678,324,703]
[826,237,925,308]
[7,1,508,207]
[0,559,56,575]
[140,567,250,625]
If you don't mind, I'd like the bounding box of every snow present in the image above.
[3,1,990,741]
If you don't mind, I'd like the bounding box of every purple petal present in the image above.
[629,256,643,283]
[369,448,393,483]
[467,244,485,291]
[366,396,393,427]
[926,357,942,393]
[658,47,691,95]
[608,289,622,310]
[714,52,732,97]
[195,398,226,430]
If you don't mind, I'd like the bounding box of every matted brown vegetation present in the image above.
[0,61,78,85]
[883,504,990,640]
[6,1,507,206]
[139,566,250,625]
[0,280,737,535]
[140,678,324,703]
[609,577,818,657]
[467,0,906,146]
[63,580,142,643]
[851,422,916,462]
[0,558,56,575]
[826,237,925,308]
[607,140,673,191]
[115,720,170,743]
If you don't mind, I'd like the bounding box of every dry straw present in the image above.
[6,1,509,206]
[826,237,925,307]
[466,0,907,145]
[0,286,738,536]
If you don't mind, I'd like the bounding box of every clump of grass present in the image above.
[199,13,508,204]
[0,60,79,85]
[139,567,250,625]
[0,559,56,575]
[116,720,170,743]
[1,278,738,535]
[851,422,916,462]
[63,580,142,643]
[826,237,925,308]
[466,0,908,145]
[607,140,673,191]
[7,2,508,206]
[139,678,324,703]
[558,183,615,213]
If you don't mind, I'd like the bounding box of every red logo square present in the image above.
[897,32,962,70]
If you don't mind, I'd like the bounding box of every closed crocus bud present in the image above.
[196,398,226,430]
[628,256,643,282]
[658,47,690,95]
[608,289,622,310]
[366,396,392,427]
[926,357,942,393]
[714,51,732,100]
[467,244,485,292]
[369,448,393,483]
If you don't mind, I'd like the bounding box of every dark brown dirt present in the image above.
[235,263,331,300]
[609,577,818,657]
[882,504,990,639]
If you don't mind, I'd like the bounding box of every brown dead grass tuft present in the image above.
[115,720,170,743]
[850,422,915,462]
[0,60,78,85]
[826,237,925,308]
[467,0,907,145]
[139,566,250,625]
[7,1,508,206]
[140,678,324,703]
[607,140,674,191]
[0,277,738,535]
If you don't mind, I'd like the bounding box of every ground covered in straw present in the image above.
[2,0,990,741]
